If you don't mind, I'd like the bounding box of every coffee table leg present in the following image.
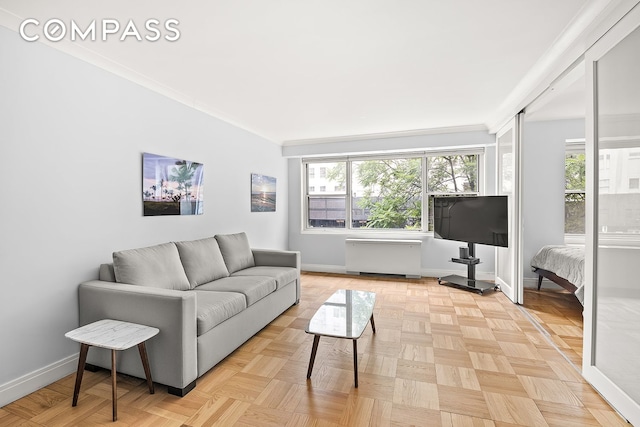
[72,343,90,407]
[353,340,358,388]
[111,349,117,422]
[307,335,320,379]
[370,314,376,334]
[138,342,155,394]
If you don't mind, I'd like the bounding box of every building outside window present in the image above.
[597,147,640,234]
[305,161,347,228]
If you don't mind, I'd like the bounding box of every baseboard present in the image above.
[0,354,78,407]
[301,264,347,275]
[301,264,495,281]
[524,277,539,288]
[422,268,495,282]
[524,275,566,289]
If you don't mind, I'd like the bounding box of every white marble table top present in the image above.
[306,289,376,339]
[65,319,159,351]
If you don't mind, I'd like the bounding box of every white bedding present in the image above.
[531,245,585,304]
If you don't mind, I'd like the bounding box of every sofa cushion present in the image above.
[194,290,247,336]
[112,242,190,291]
[196,276,276,306]
[231,266,297,290]
[215,232,255,274]
[175,237,229,288]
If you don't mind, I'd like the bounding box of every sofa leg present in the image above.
[167,380,196,397]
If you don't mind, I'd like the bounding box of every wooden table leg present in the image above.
[72,343,90,407]
[306,335,320,379]
[370,314,376,334]
[353,340,358,388]
[111,349,117,422]
[138,342,155,394]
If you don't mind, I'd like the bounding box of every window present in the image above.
[426,154,479,230]
[303,151,482,232]
[305,162,346,228]
[565,151,586,234]
[309,168,315,178]
[352,158,422,229]
[630,178,639,190]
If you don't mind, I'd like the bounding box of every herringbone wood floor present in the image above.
[1,273,629,426]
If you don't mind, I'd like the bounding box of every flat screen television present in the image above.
[433,196,508,248]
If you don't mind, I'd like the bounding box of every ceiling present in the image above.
[0,0,593,144]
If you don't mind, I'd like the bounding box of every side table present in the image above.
[65,319,159,421]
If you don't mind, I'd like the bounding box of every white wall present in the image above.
[0,27,288,404]
[286,130,498,278]
[521,118,585,285]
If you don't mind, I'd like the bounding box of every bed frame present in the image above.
[533,267,578,293]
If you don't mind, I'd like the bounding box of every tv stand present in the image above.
[437,242,499,295]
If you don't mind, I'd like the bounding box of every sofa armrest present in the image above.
[252,249,300,270]
[252,249,301,304]
[78,280,197,390]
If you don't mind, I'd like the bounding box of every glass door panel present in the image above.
[495,117,522,304]
[595,23,640,407]
[584,9,640,424]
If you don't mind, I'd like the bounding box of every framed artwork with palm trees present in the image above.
[142,153,204,216]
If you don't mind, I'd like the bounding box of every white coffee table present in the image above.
[65,319,159,421]
[305,289,376,387]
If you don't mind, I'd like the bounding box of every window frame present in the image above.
[564,140,586,243]
[302,149,485,235]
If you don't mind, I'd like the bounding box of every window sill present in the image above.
[301,228,433,239]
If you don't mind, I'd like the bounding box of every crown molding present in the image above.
[282,124,488,147]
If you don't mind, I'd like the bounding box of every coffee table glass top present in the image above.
[306,289,376,339]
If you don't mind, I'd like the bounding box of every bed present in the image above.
[531,245,585,305]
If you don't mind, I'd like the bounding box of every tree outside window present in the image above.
[565,152,586,234]
[426,155,479,230]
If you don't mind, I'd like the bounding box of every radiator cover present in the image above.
[345,238,422,279]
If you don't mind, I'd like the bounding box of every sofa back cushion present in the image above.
[112,242,190,291]
[215,232,255,274]
[175,237,229,288]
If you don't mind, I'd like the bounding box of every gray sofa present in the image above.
[77,232,300,396]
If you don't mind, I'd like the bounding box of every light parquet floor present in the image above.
[522,286,585,369]
[1,273,629,426]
